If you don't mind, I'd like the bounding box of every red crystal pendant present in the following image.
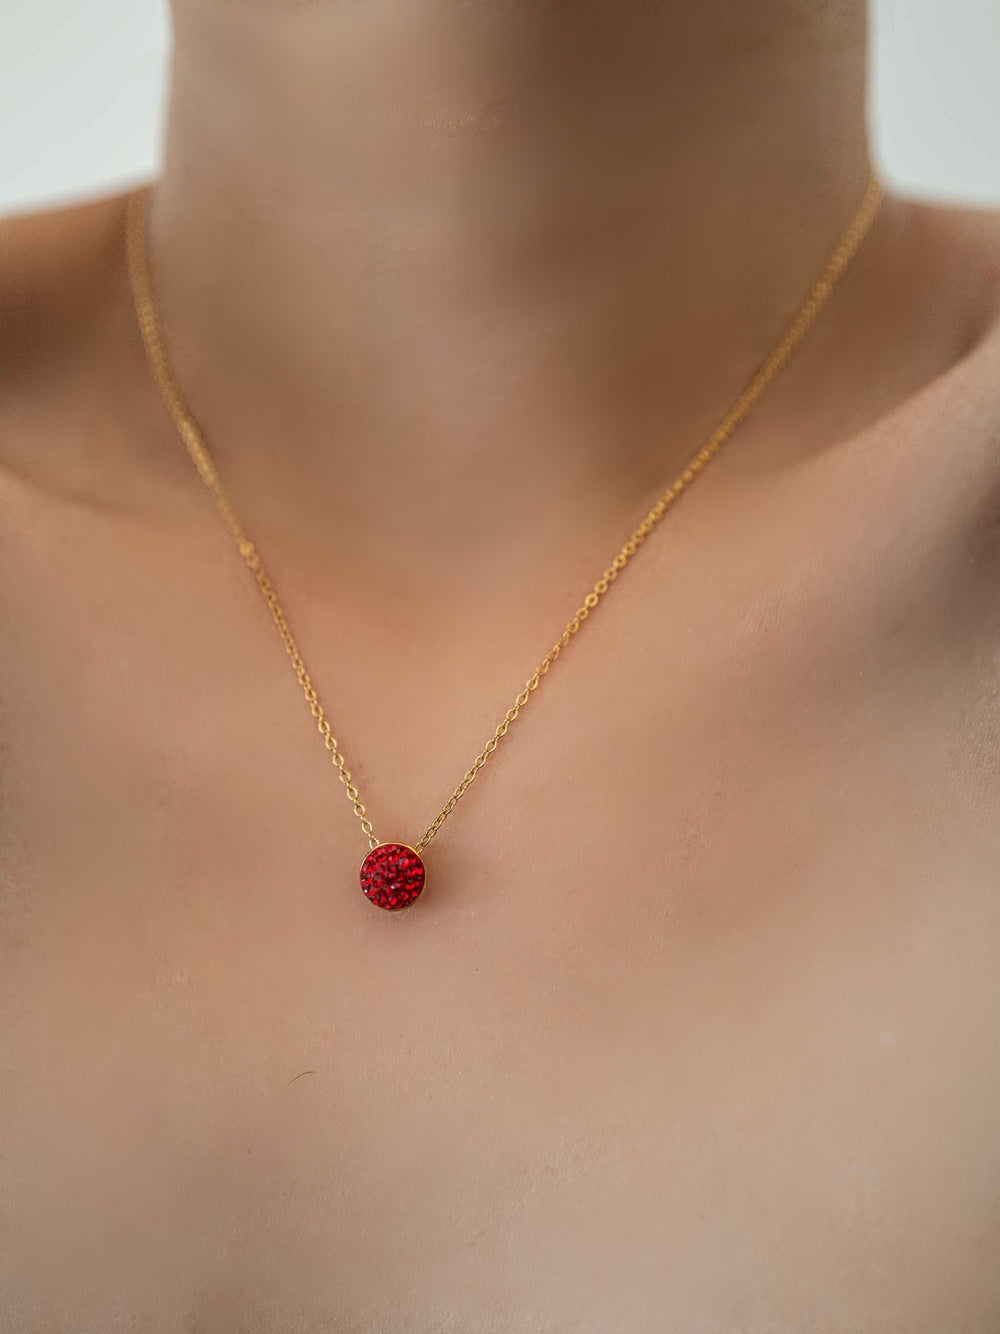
[360,843,426,911]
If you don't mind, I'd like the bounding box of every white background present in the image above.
[0,0,999,215]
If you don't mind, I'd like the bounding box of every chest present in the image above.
[2,493,1000,1332]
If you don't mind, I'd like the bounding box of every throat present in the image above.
[146,0,872,546]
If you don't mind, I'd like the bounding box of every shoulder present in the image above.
[876,195,1000,547]
[909,195,1000,342]
[0,191,130,374]
[922,197,1000,463]
[0,189,191,675]
[0,191,193,755]
[879,196,1000,687]
[866,193,1000,387]
[0,191,135,504]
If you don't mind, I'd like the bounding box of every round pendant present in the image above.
[360,843,426,911]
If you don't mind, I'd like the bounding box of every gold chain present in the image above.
[126,173,882,854]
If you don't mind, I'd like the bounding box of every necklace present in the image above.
[126,174,882,912]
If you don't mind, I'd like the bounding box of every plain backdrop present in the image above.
[0,0,999,215]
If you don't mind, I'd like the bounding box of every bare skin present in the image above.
[2,1,1000,1330]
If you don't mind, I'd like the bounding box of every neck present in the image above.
[148,0,874,552]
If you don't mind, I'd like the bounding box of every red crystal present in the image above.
[360,843,425,911]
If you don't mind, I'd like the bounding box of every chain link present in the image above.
[126,173,882,854]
